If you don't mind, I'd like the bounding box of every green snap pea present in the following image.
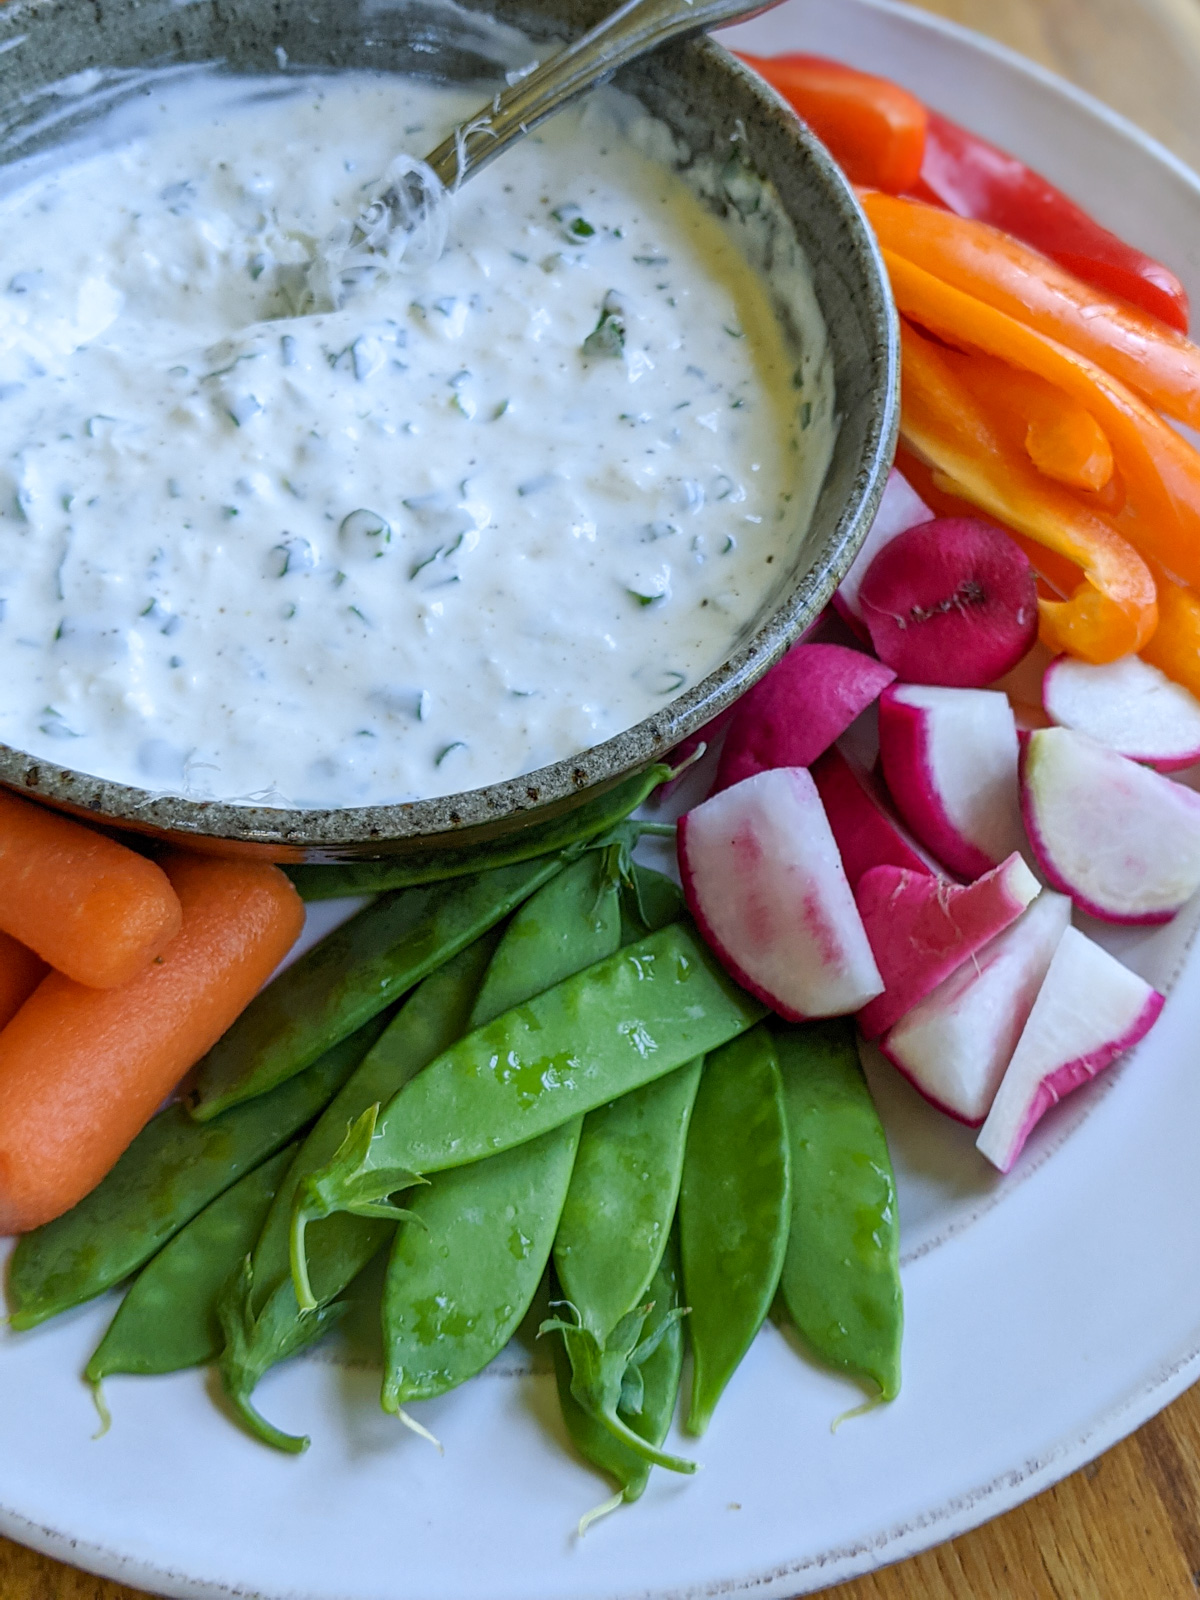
[679,1023,791,1435]
[550,1232,687,1524]
[86,1145,297,1384]
[380,851,624,1423]
[554,1057,702,1341]
[7,1017,386,1332]
[293,923,766,1262]
[382,1120,582,1413]
[216,937,497,1454]
[620,864,685,946]
[774,1019,903,1401]
[191,854,567,1121]
[284,765,671,901]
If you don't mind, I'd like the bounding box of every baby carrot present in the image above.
[0,931,46,1031]
[0,790,182,988]
[0,851,303,1233]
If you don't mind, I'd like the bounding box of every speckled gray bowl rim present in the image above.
[0,22,899,859]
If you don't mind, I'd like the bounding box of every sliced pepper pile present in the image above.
[739,49,1200,686]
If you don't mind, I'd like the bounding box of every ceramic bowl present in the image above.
[0,0,898,862]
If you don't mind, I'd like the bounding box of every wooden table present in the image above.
[7,1,1200,1595]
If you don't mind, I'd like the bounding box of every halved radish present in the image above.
[976,926,1163,1173]
[1042,655,1200,772]
[856,518,1038,688]
[714,644,894,792]
[678,767,883,1020]
[880,890,1071,1125]
[877,684,1025,879]
[834,468,933,629]
[856,853,1040,1039]
[1022,727,1200,923]
[810,744,945,887]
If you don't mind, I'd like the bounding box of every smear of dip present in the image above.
[0,69,830,807]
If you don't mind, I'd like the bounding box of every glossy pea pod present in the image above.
[285,766,671,901]
[191,852,567,1120]
[773,1018,903,1401]
[679,1023,792,1435]
[216,935,498,1453]
[7,1014,389,1332]
[551,1232,687,1527]
[86,1144,298,1384]
[292,920,766,1264]
[380,849,625,1419]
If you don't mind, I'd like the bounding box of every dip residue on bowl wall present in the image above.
[0,68,833,808]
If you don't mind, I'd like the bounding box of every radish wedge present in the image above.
[881,890,1071,1125]
[1022,727,1200,923]
[810,745,944,887]
[1042,655,1200,772]
[715,644,894,792]
[976,927,1163,1173]
[856,853,1040,1039]
[834,468,933,628]
[878,684,1025,879]
[678,768,883,1020]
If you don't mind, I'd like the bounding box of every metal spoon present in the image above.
[306,0,782,308]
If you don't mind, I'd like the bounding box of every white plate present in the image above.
[6,3,1200,1594]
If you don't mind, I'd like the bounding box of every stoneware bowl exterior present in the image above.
[0,0,899,860]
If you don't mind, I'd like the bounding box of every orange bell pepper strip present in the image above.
[950,354,1114,491]
[1140,568,1200,700]
[862,191,1200,429]
[883,249,1200,585]
[736,53,926,193]
[899,320,1157,662]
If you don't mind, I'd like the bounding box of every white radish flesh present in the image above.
[878,684,1025,879]
[976,926,1163,1172]
[855,853,1041,1039]
[1021,727,1200,923]
[881,890,1071,1125]
[677,767,883,1020]
[1042,654,1200,772]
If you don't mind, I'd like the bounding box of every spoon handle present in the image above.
[422,0,784,189]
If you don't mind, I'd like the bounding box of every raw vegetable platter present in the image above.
[7,0,1200,1595]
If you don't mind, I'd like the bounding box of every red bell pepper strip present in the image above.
[913,111,1189,333]
[735,53,926,194]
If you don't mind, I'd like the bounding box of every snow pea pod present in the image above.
[7,1017,385,1331]
[382,1120,582,1412]
[285,765,670,901]
[550,1234,686,1525]
[774,1018,903,1401]
[293,923,766,1269]
[679,1023,791,1434]
[191,853,566,1121]
[216,937,496,1453]
[86,1145,297,1383]
[554,1056,702,1341]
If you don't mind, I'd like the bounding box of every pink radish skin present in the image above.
[1021,727,1200,924]
[857,517,1038,688]
[880,890,1071,1125]
[678,767,883,1020]
[714,644,895,792]
[976,926,1163,1172]
[878,684,1025,879]
[1042,655,1200,772]
[855,853,1040,1039]
[810,744,946,887]
[834,468,934,629]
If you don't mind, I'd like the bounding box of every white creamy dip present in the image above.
[0,67,831,807]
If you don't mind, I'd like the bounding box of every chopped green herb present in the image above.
[583,291,626,360]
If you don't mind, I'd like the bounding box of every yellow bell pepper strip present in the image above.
[1140,567,1200,700]
[883,249,1200,586]
[899,320,1157,662]
[950,354,1114,491]
[862,191,1200,429]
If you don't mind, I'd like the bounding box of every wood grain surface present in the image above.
[5,0,1200,1595]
